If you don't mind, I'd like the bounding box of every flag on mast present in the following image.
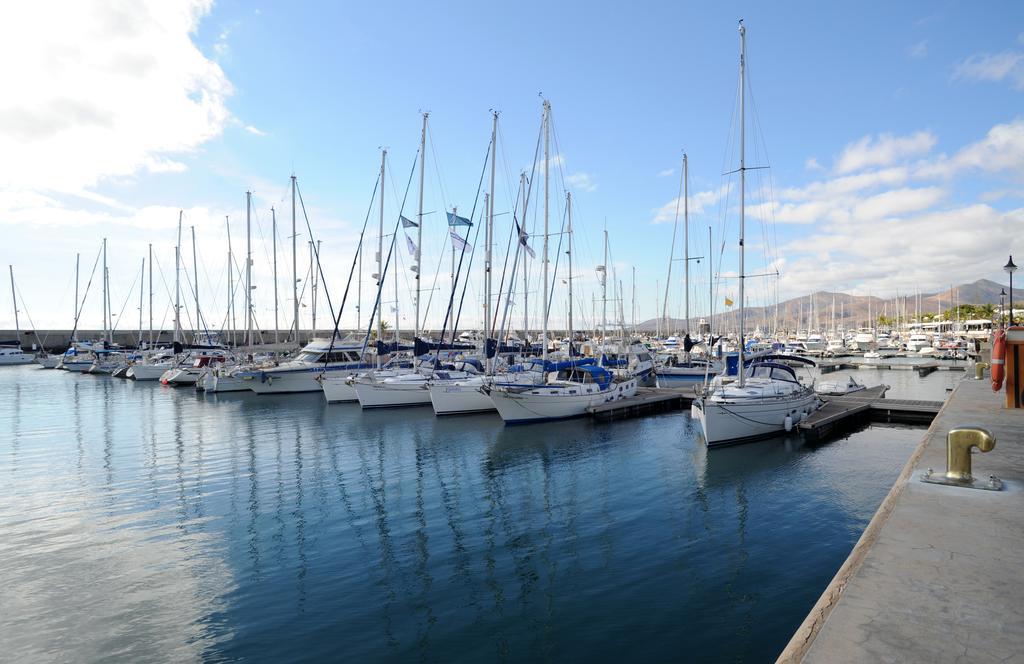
[401,216,418,228]
[405,234,417,256]
[449,228,468,250]
[514,216,535,258]
[447,212,473,227]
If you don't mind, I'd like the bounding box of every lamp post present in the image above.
[1000,288,1007,328]
[1005,256,1017,327]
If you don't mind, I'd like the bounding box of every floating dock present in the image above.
[798,386,944,441]
[778,377,1024,663]
[818,360,968,375]
[588,386,696,421]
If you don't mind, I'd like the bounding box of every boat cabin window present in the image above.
[747,363,798,382]
[558,368,597,383]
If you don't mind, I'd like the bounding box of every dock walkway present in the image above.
[779,378,1024,663]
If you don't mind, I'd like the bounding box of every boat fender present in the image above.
[992,329,1006,392]
[784,415,793,432]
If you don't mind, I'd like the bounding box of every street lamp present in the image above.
[1000,288,1007,328]
[1005,256,1018,327]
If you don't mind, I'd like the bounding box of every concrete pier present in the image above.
[779,378,1024,663]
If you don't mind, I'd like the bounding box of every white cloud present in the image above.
[565,172,597,192]
[778,204,1021,297]
[0,0,232,194]
[850,186,945,220]
[244,125,267,137]
[781,167,909,201]
[804,157,822,171]
[658,168,675,177]
[835,131,937,174]
[952,51,1024,90]
[916,117,1024,180]
[907,40,928,59]
[652,186,727,224]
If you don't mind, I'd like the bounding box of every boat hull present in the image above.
[354,380,432,409]
[321,376,359,403]
[206,373,249,393]
[429,381,495,415]
[488,379,638,424]
[692,390,819,447]
[127,364,172,381]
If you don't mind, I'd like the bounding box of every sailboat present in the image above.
[655,155,723,382]
[691,21,821,447]
[486,100,638,424]
[2,266,35,365]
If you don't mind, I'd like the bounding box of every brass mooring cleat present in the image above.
[921,426,1002,491]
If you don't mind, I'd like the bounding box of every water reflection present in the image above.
[0,366,923,662]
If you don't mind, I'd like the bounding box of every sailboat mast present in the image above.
[708,226,714,341]
[138,257,144,347]
[191,225,199,337]
[291,175,298,344]
[148,244,153,347]
[311,241,320,336]
[377,149,386,369]
[738,20,747,389]
[631,266,636,336]
[541,100,550,366]
[486,111,497,350]
[246,191,252,348]
[662,154,683,338]
[602,228,608,343]
[102,237,109,343]
[9,265,19,348]
[174,211,182,344]
[416,112,427,339]
[74,252,80,340]
[272,207,278,344]
[391,234,398,344]
[226,216,234,346]
[520,172,528,341]
[684,153,690,333]
[567,191,574,355]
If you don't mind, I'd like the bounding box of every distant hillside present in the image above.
[638,279,1011,332]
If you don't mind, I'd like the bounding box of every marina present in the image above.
[3,3,1022,662]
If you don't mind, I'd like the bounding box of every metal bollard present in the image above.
[975,362,989,380]
[921,426,1002,490]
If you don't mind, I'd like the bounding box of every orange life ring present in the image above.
[991,328,1006,392]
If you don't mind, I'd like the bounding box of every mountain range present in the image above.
[637,279,1013,332]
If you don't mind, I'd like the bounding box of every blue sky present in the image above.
[1,1,1022,333]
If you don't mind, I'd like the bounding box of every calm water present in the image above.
[0,366,948,662]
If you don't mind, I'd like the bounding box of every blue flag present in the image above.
[447,212,473,227]
[405,233,417,256]
[401,216,418,228]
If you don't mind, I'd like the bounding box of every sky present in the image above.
[1,0,1022,335]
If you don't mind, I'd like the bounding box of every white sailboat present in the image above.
[428,112,504,415]
[2,266,34,365]
[486,100,638,424]
[691,21,821,447]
